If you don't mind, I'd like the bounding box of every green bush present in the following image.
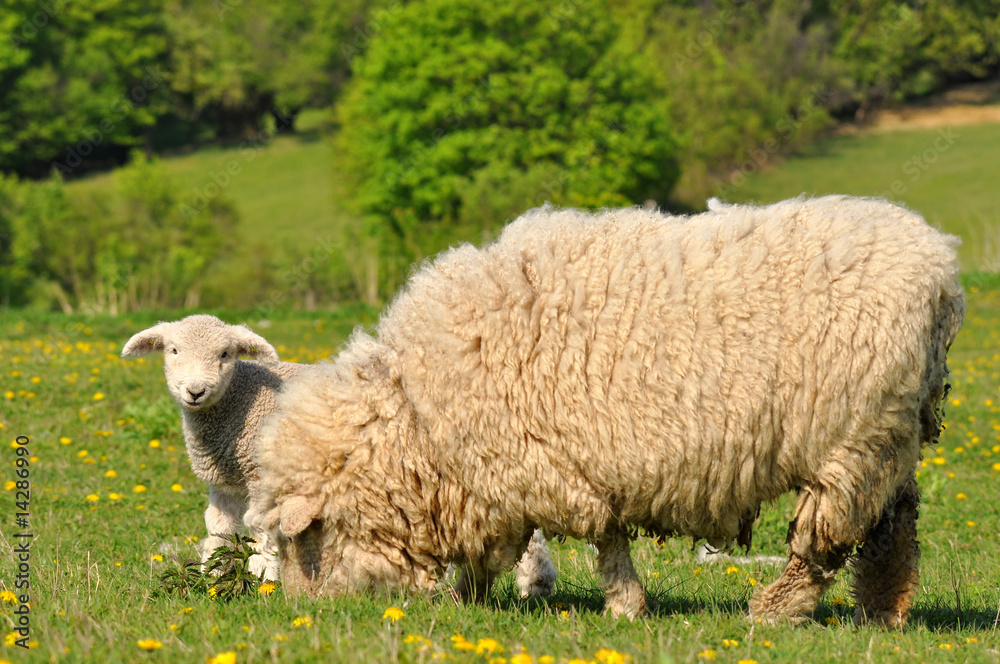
[336,0,680,296]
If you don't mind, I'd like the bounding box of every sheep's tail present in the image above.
[921,286,965,446]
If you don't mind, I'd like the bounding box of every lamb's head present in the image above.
[121,314,279,411]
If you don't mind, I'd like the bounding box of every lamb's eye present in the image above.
[171,348,178,355]
[221,351,228,359]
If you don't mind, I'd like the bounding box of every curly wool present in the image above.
[254,196,963,622]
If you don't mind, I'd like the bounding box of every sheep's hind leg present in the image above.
[850,472,920,628]
[596,529,645,620]
[454,557,496,603]
[749,482,854,625]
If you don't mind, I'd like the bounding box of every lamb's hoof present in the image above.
[518,575,555,599]
[603,596,647,621]
[248,553,278,582]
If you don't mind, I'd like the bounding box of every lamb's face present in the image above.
[121,314,280,411]
[162,327,240,411]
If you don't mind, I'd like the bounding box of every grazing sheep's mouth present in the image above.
[183,399,204,409]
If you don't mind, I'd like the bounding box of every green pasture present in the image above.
[1,284,999,663]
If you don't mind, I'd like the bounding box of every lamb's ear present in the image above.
[121,324,168,357]
[279,494,322,538]
[231,325,280,364]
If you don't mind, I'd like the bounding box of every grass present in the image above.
[722,122,1000,272]
[1,290,1000,663]
[65,109,357,252]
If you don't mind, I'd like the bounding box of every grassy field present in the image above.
[724,122,1000,273]
[1,285,999,663]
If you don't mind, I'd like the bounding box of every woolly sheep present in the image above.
[121,314,558,595]
[251,196,963,625]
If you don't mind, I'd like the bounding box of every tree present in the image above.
[337,0,680,297]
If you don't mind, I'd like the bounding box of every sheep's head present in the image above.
[121,314,280,411]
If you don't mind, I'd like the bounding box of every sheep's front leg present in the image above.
[595,529,645,619]
[850,473,920,627]
[515,530,557,599]
[202,486,246,566]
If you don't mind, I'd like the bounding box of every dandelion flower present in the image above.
[77,450,88,458]
[939,644,953,651]
[151,554,163,562]
[93,392,105,401]
[594,649,627,664]
[208,653,236,664]
[967,637,979,643]
[451,635,475,652]
[60,437,72,445]
[3,481,15,491]
[737,660,758,664]
[109,493,121,501]
[825,616,840,626]
[725,566,739,575]
[104,469,117,478]
[178,607,193,615]
[86,494,99,502]
[967,521,977,527]
[697,650,717,660]
[509,654,533,664]
[171,484,183,492]
[149,439,160,448]
[475,638,503,655]
[292,616,312,628]
[136,639,162,650]
[539,656,555,664]
[382,607,405,622]
[722,639,739,648]
[0,591,16,604]
[133,485,146,493]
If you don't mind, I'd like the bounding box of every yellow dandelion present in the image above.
[382,607,405,622]
[763,641,772,647]
[568,660,589,664]
[594,649,627,664]
[151,554,163,562]
[967,521,977,527]
[967,637,979,643]
[292,616,312,628]
[476,638,503,655]
[939,643,952,651]
[60,437,72,444]
[825,616,840,626]
[451,635,476,652]
[109,493,121,501]
[956,492,967,499]
[737,660,758,664]
[208,653,236,664]
[539,656,555,664]
[208,587,218,599]
[86,494,99,502]
[77,449,88,458]
[509,654,533,664]
[133,485,146,493]
[136,639,162,650]
[3,481,15,491]
[169,624,178,632]
[725,565,739,574]
[697,650,717,660]
[931,457,946,465]
[4,632,16,647]
[178,607,193,615]
[272,633,287,642]
[93,392,104,401]
[185,535,199,544]
[0,591,16,604]
[992,462,1000,471]
[171,483,183,492]
[104,469,117,478]
[722,639,739,648]
[4,391,13,399]
[149,439,160,448]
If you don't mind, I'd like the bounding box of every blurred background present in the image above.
[0,0,998,315]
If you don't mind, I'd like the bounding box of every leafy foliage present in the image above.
[158,534,270,601]
[337,0,680,295]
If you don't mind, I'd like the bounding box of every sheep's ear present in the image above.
[121,324,167,357]
[231,325,280,364]
[279,494,322,538]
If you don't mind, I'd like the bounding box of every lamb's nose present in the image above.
[187,388,206,401]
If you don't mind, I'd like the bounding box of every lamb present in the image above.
[251,195,963,625]
[121,315,301,580]
[121,314,559,595]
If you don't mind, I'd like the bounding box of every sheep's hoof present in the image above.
[852,607,908,629]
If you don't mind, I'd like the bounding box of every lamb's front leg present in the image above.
[515,530,557,599]
[201,486,246,566]
[595,529,646,619]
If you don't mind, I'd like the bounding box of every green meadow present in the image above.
[2,120,1000,663]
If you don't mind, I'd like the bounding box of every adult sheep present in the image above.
[120,315,559,596]
[252,196,963,625]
